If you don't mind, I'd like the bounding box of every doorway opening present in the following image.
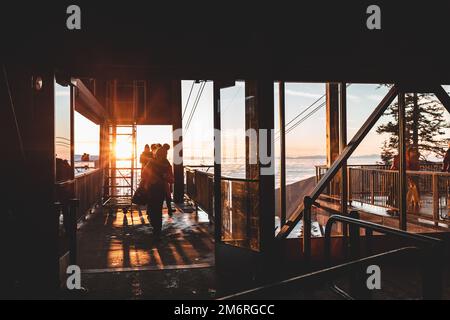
[77,125,215,273]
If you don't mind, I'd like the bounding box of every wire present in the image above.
[182,80,195,119]
[276,83,353,140]
[184,82,203,131]
[185,81,206,133]
[2,64,25,161]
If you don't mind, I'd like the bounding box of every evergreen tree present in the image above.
[376,91,449,164]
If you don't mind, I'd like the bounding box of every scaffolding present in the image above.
[103,123,138,213]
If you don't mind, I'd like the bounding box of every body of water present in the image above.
[185,155,382,185]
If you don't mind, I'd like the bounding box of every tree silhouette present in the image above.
[377,91,449,164]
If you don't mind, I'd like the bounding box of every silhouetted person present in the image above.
[443,140,450,172]
[139,144,152,174]
[142,147,174,239]
[162,143,174,217]
[56,157,73,182]
[150,144,158,159]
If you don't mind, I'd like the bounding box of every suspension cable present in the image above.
[182,80,195,119]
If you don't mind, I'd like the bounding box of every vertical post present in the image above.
[398,91,408,231]
[432,173,439,225]
[172,80,184,203]
[326,83,340,167]
[111,124,117,198]
[339,82,348,215]
[30,71,59,296]
[303,196,312,261]
[279,82,287,228]
[370,171,375,205]
[70,84,75,180]
[257,79,275,255]
[213,82,222,246]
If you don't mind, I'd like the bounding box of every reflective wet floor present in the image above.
[77,203,214,272]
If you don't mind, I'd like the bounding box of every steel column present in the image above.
[279,82,287,228]
[339,82,348,216]
[398,91,407,231]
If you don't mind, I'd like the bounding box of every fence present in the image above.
[185,166,214,218]
[74,168,104,220]
[316,163,450,225]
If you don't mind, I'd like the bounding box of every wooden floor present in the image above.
[77,203,214,272]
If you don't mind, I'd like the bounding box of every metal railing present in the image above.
[185,166,215,218]
[74,168,103,220]
[218,247,420,300]
[324,214,444,299]
[316,164,450,225]
[185,165,260,251]
[219,215,444,300]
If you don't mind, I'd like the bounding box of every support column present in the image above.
[339,83,348,215]
[213,82,222,245]
[2,67,59,297]
[326,83,340,166]
[248,79,275,255]
[172,80,184,203]
[398,91,408,231]
[279,82,287,228]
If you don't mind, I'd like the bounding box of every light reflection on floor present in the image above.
[78,204,214,272]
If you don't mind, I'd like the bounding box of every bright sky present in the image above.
[72,82,450,161]
[181,81,407,161]
[55,83,71,161]
[74,112,100,156]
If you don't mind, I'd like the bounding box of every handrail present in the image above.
[324,215,442,263]
[74,167,101,179]
[218,247,418,300]
[324,214,443,299]
[184,165,259,183]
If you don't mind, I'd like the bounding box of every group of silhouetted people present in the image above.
[139,143,174,239]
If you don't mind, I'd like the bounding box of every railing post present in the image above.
[432,173,439,226]
[303,196,312,262]
[398,91,407,231]
[347,167,352,205]
[370,171,375,205]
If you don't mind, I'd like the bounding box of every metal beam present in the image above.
[339,82,348,216]
[279,82,287,228]
[213,82,222,246]
[434,85,450,114]
[398,92,407,231]
[74,79,108,124]
[326,83,340,166]
[277,85,398,239]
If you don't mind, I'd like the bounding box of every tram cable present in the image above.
[276,84,352,141]
[182,80,195,120]
[184,80,206,133]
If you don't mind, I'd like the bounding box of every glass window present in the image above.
[55,82,73,182]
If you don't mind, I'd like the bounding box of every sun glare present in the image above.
[114,140,133,159]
